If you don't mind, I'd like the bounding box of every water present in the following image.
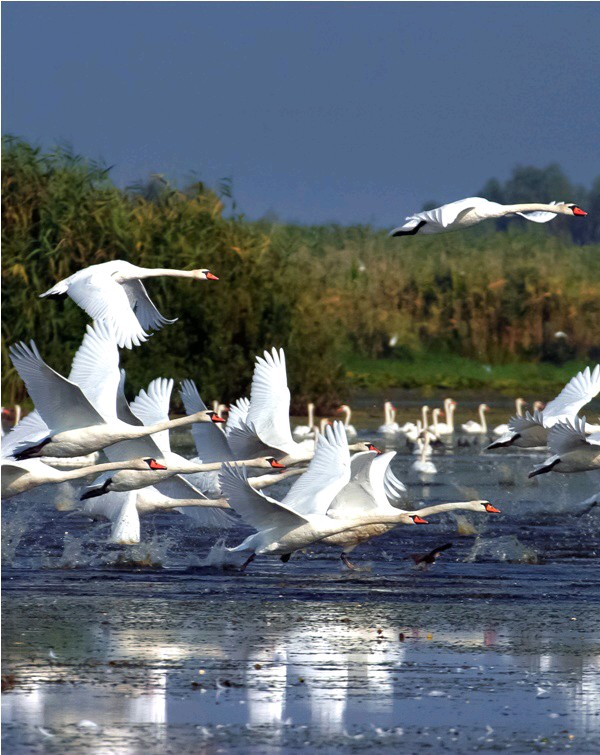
[2,413,600,753]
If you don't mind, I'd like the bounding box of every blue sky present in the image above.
[3,2,600,226]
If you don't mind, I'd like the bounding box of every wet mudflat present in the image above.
[2,427,600,753]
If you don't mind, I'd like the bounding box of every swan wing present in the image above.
[247,348,295,452]
[155,475,236,528]
[80,489,130,521]
[384,466,407,502]
[1,410,49,459]
[509,409,544,433]
[9,341,105,433]
[549,416,600,455]
[129,378,173,455]
[226,417,278,460]
[516,202,560,224]
[115,370,142,425]
[542,366,600,422]
[121,279,177,331]
[179,380,233,462]
[1,460,32,486]
[219,463,308,531]
[68,320,121,419]
[282,422,351,516]
[65,269,149,349]
[225,397,250,435]
[368,451,397,506]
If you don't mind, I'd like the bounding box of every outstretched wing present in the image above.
[9,341,105,434]
[1,410,49,459]
[121,279,177,331]
[509,409,544,433]
[68,320,121,419]
[226,418,278,461]
[225,397,250,436]
[129,378,173,455]
[548,416,600,456]
[154,475,236,529]
[179,380,233,462]
[219,463,307,531]
[66,269,149,349]
[543,366,600,422]
[282,422,351,516]
[247,348,294,453]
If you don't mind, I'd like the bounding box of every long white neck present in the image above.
[131,267,196,280]
[307,404,315,427]
[249,468,305,489]
[52,459,149,483]
[343,406,351,426]
[421,406,429,427]
[384,402,391,425]
[431,409,440,432]
[500,202,565,216]
[129,411,211,438]
[515,398,525,417]
[478,405,488,432]
[410,501,480,518]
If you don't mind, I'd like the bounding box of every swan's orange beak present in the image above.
[269,459,285,469]
[211,413,226,423]
[573,207,587,216]
[485,503,501,513]
[206,272,219,280]
[412,515,428,524]
[149,460,167,470]
[368,443,382,454]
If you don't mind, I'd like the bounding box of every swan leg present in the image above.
[280,553,291,563]
[240,553,256,571]
[341,553,355,570]
[391,220,427,237]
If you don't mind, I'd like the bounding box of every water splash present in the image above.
[467,535,539,564]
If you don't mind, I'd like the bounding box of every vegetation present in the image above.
[2,136,599,409]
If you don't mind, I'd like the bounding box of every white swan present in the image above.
[488,366,600,450]
[528,416,600,477]
[7,325,224,459]
[226,348,379,466]
[493,397,527,437]
[378,402,399,434]
[410,435,437,480]
[389,197,587,237]
[1,457,165,500]
[293,403,316,439]
[461,404,490,434]
[40,260,219,349]
[336,404,357,440]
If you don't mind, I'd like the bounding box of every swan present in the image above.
[487,365,600,450]
[378,402,399,434]
[410,435,438,480]
[493,397,527,437]
[1,457,166,500]
[336,404,357,440]
[40,260,219,349]
[226,348,380,466]
[293,403,316,439]
[7,327,225,460]
[461,404,490,434]
[430,399,456,435]
[528,416,600,477]
[404,420,423,443]
[389,197,587,237]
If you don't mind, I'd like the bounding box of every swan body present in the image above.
[493,397,527,436]
[430,399,456,435]
[293,403,316,439]
[528,416,600,477]
[410,436,437,479]
[378,402,399,434]
[40,260,218,349]
[389,197,587,237]
[488,366,600,450]
[1,457,164,500]
[461,404,489,434]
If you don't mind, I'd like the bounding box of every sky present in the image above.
[3,2,600,227]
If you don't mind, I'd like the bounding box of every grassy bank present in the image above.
[344,353,591,394]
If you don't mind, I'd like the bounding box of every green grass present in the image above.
[343,353,591,394]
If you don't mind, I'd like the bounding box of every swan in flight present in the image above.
[461,404,490,434]
[7,325,225,460]
[493,398,527,437]
[389,197,587,237]
[1,457,165,500]
[487,365,600,450]
[226,348,379,466]
[40,260,219,349]
[528,416,600,477]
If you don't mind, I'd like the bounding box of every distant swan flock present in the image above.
[2,193,597,568]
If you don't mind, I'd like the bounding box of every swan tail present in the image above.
[486,433,519,450]
[528,456,560,478]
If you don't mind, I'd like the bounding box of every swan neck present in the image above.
[501,202,563,215]
[479,405,487,432]
[307,404,314,427]
[59,459,143,481]
[133,267,194,280]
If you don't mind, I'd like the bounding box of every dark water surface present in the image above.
[3,425,600,753]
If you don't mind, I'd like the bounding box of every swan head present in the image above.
[266,457,286,470]
[194,269,219,281]
[143,458,168,471]
[208,411,226,424]
[470,500,501,513]
[410,515,429,525]
[347,441,382,454]
[565,204,587,217]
